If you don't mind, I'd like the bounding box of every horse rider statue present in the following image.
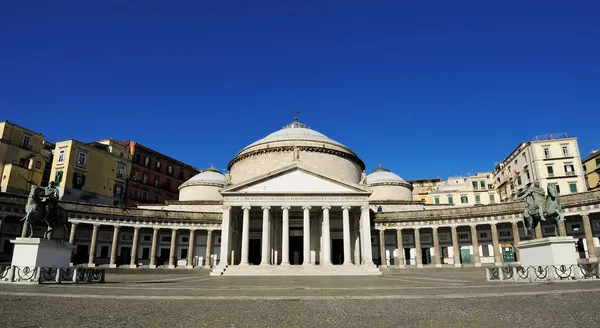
[520,181,565,238]
[20,176,69,241]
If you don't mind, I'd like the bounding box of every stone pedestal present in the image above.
[10,238,74,268]
[518,237,578,266]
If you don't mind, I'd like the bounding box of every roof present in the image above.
[238,118,349,153]
[367,165,410,187]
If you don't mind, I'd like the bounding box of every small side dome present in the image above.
[178,165,225,201]
[366,165,413,201]
[180,165,226,188]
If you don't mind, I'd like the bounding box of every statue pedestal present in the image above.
[518,237,578,266]
[10,238,74,268]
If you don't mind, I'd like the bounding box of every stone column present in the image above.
[130,227,140,268]
[558,219,567,237]
[88,224,100,267]
[168,229,177,268]
[321,206,332,265]
[511,221,521,262]
[470,224,481,267]
[149,227,159,268]
[205,230,213,267]
[414,228,423,268]
[220,206,232,266]
[109,225,120,268]
[535,225,543,240]
[360,206,374,265]
[491,223,502,266]
[396,229,404,267]
[69,223,78,244]
[240,205,250,266]
[281,206,290,265]
[260,206,271,265]
[450,225,461,267]
[186,229,196,268]
[69,222,78,265]
[302,206,311,265]
[582,213,597,262]
[379,229,386,267]
[342,206,352,265]
[432,227,442,267]
[354,217,361,265]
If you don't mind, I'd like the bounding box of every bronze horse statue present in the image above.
[522,183,565,238]
[21,184,70,240]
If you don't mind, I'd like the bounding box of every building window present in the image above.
[154,176,160,187]
[35,161,41,169]
[21,134,32,149]
[143,235,151,242]
[132,171,139,181]
[120,152,124,158]
[499,231,511,237]
[135,153,141,164]
[564,164,575,176]
[57,148,66,164]
[596,158,600,169]
[132,188,139,200]
[141,190,148,201]
[448,196,454,204]
[117,164,125,179]
[571,224,581,232]
[460,196,468,204]
[77,152,87,168]
[479,181,485,189]
[165,179,171,190]
[481,246,489,257]
[522,152,527,161]
[154,193,160,203]
[489,194,495,203]
[434,197,440,204]
[544,147,551,159]
[525,170,531,180]
[517,175,522,186]
[142,173,148,184]
[458,233,469,240]
[472,181,478,190]
[54,170,63,184]
[167,165,173,176]
[420,197,425,202]
[569,183,577,193]
[155,161,161,170]
[547,166,554,177]
[161,236,171,243]
[562,145,569,157]
[72,172,85,189]
[550,183,561,194]
[178,170,184,180]
[114,184,123,197]
[475,195,481,204]
[479,232,488,239]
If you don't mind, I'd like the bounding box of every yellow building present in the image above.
[583,150,600,191]
[0,121,52,195]
[408,178,441,204]
[50,138,132,206]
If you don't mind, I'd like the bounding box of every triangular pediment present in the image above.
[221,164,370,195]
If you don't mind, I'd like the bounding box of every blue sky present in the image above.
[1,1,598,179]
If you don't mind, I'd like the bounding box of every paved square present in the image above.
[1,268,599,327]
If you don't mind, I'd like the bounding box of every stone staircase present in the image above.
[211,264,382,276]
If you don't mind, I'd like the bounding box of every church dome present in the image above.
[239,118,347,152]
[367,166,409,186]
[178,165,225,201]
[366,165,413,202]
[227,117,365,185]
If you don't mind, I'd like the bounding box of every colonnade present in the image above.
[219,205,375,267]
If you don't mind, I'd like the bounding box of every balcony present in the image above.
[566,171,576,177]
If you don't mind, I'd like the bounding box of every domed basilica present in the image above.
[140,117,416,275]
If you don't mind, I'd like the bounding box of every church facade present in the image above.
[0,118,599,275]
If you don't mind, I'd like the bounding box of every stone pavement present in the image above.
[1,267,599,327]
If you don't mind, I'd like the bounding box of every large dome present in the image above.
[227,118,365,185]
[239,119,347,153]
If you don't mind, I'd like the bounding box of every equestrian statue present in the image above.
[19,174,69,241]
[519,181,565,238]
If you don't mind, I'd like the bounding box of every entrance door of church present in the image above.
[331,239,343,264]
[289,236,303,265]
[249,239,261,265]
